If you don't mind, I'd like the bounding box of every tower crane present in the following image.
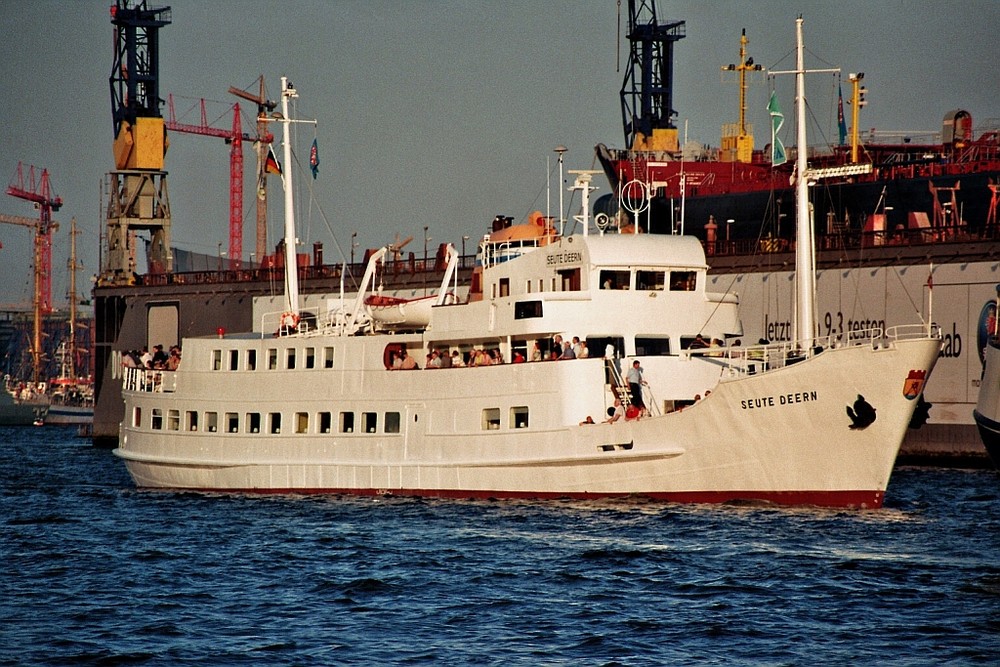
[229,76,277,266]
[165,95,253,268]
[2,162,62,384]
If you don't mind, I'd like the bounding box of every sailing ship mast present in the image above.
[792,17,815,350]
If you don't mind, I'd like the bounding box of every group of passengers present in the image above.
[388,333,598,370]
[122,344,182,371]
[537,335,589,361]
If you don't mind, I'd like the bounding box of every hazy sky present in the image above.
[1,0,996,308]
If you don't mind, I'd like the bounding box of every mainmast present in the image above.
[792,17,814,349]
[279,77,299,317]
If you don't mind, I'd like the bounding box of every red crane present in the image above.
[166,95,252,268]
[3,162,62,383]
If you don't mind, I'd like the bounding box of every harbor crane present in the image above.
[165,95,253,268]
[2,162,62,383]
[229,76,277,266]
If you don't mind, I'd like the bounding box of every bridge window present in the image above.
[246,349,257,371]
[206,411,218,432]
[362,412,378,433]
[212,349,222,371]
[229,349,239,371]
[132,406,142,428]
[167,409,180,431]
[186,410,198,431]
[324,346,335,368]
[286,348,296,370]
[305,347,315,369]
[267,348,278,370]
[600,269,630,290]
[319,411,332,433]
[636,270,665,290]
[151,408,163,430]
[670,271,697,291]
[247,412,261,433]
[269,412,281,434]
[226,412,239,433]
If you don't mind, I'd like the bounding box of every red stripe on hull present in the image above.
[137,486,885,509]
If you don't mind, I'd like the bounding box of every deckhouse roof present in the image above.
[570,233,708,269]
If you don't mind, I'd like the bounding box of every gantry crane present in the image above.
[165,95,253,268]
[2,162,62,383]
[229,76,277,266]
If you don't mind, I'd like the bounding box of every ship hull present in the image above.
[115,333,940,508]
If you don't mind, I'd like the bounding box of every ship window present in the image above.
[305,347,315,369]
[269,412,281,434]
[295,412,309,434]
[212,349,222,371]
[385,412,401,433]
[586,336,626,359]
[226,412,239,433]
[551,277,558,292]
[340,411,355,433]
[286,348,297,370]
[526,280,532,294]
[323,347,335,368]
[637,270,666,291]
[168,409,180,431]
[636,336,671,356]
[319,411,332,433]
[362,412,378,433]
[482,408,501,430]
[511,406,529,429]
[600,269,630,290]
[514,301,543,320]
[267,349,278,370]
[132,406,142,428]
[558,268,581,291]
[186,410,198,431]
[499,278,510,297]
[206,411,218,432]
[151,408,163,430]
[247,412,261,433]
[229,349,239,371]
[669,271,697,291]
[246,349,257,371]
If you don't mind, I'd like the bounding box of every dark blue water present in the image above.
[2,426,998,666]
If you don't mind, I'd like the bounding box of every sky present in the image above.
[1,0,997,308]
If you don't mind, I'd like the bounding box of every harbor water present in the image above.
[2,426,998,665]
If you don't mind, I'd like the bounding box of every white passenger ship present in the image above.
[115,35,942,507]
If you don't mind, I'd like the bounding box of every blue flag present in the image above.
[768,90,787,166]
[837,83,847,146]
[309,138,319,179]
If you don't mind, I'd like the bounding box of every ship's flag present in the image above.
[309,138,319,179]
[768,90,787,166]
[837,83,848,146]
[265,145,282,175]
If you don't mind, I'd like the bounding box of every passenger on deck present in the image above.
[572,337,583,357]
[578,341,589,358]
[560,342,576,360]
[604,398,624,424]
[399,350,418,370]
[690,334,709,350]
[627,360,648,416]
[451,350,466,367]
[439,349,452,368]
[531,341,543,362]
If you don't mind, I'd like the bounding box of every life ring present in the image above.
[280,311,300,330]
